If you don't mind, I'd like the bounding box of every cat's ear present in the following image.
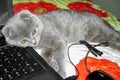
[19,10,32,22]
[2,27,14,38]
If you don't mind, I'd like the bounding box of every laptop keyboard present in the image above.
[0,26,44,80]
[0,45,43,80]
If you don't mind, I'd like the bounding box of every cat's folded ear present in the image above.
[2,27,14,38]
[19,10,32,22]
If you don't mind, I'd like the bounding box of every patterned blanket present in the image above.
[13,0,120,33]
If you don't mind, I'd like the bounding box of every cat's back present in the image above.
[38,10,109,43]
[39,10,98,41]
[40,10,95,23]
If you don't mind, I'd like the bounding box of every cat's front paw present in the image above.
[48,59,59,72]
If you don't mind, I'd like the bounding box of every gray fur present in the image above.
[2,10,120,78]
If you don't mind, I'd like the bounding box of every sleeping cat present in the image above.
[2,10,120,78]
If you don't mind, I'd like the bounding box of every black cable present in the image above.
[67,43,80,78]
[84,41,109,74]
[67,41,108,80]
[79,40,103,57]
[94,42,109,47]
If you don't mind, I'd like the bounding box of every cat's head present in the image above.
[2,10,44,47]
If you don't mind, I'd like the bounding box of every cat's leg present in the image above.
[54,48,66,79]
[41,46,67,79]
[40,48,59,72]
[52,40,67,79]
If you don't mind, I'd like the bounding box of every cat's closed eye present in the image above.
[21,39,28,44]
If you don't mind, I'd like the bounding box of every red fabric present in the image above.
[14,1,108,18]
[117,18,120,22]
[67,2,108,17]
[13,2,60,14]
[76,57,120,80]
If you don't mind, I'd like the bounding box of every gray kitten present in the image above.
[2,10,120,78]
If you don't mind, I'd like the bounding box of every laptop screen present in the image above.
[0,0,14,26]
[0,0,39,26]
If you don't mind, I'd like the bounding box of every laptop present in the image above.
[0,0,64,80]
